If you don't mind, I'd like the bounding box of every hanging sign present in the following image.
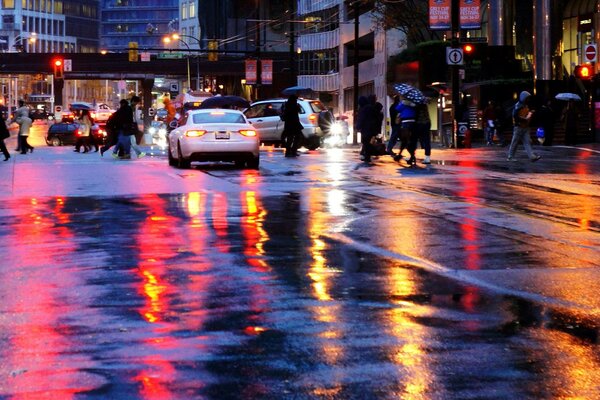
[460,0,481,29]
[245,59,257,85]
[429,0,451,30]
[261,60,273,85]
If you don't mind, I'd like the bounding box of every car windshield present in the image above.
[192,112,246,124]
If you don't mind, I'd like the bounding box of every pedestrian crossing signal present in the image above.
[53,59,64,79]
[574,64,592,80]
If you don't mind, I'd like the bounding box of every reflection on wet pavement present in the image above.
[0,191,599,399]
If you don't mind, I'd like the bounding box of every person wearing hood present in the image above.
[355,95,379,163]
[507,91,541,162]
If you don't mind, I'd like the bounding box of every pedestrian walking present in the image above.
[483,100,498,146]
[393,97,417,165]
[386,95,401,156]
[356,95,379,163]
[74,110,93,153]
[99,112,118,156]
[281,95,304,157]
[0,114,11,161]
[507,91,541,162]
[537,99,555,146]
[562,99,578,145]
[110,99,135,159]
[12,100,33,154]
[413,102,432,164]
[128,96,146,158]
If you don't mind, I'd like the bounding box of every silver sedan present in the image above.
[168,109,260,169]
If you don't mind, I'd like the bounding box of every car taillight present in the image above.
[308,113,318,125]
[74,128,80,136]
[239,129,256,137]
[185,130,206,137]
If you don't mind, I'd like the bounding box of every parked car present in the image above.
[243,98,334,150]
[167,109,259,169]
[46,122,104,146]
[29,107,54,121]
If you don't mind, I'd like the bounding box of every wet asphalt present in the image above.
[0,127,599,399]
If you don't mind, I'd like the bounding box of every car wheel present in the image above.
[50,137,61,147]
[177,142,191,169]
[247,155,260,170]
[167,144,177,166]
[305,136,320,150]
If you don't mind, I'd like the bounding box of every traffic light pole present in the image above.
[451,0,460,149]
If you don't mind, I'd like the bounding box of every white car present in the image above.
[91,103,115,122]
[167,109,260,169]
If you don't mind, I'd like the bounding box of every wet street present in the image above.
[0,128,599,399]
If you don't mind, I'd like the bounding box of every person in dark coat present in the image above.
[282,95,303,157]
[562,100,578,145]
[386,95,401,156]
[537,99,555,146]
[113,99,135,158]
[0,114,10,161]
[355,95,379,163]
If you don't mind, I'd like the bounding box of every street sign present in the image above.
[170,83,179,92]
[148,107,156,117]
[158,52,184,59]
[446,47,464,65]
[584,44,597,63]
[64,59,72,72]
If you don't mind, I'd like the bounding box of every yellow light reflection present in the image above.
[186,192,202,217]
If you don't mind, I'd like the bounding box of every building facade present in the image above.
[100,0,178,52]
[296,0,404,120]
[0,0,100,53]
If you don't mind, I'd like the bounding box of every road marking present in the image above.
[323,230,597,316]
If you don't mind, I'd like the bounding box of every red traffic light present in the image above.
[54,59,62,67]
[574,64,592,79]
[463,44,474,54]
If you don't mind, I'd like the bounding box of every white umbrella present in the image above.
[555,93,581,101]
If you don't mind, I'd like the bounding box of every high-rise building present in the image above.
[100,0,178,52]
[0,0,100,53]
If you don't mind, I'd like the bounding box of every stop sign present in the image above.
[584,44,597,62]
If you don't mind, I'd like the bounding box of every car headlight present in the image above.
[330,122,343,135]
[158,128,167,135]
[149,127,157,134]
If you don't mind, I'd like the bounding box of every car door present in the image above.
[244,103,282,142]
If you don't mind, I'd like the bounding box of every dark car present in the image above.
[46,122,105,146]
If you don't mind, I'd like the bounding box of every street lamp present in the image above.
[13,32,37,52]
[163,35,191,91]
[166,33,203,91]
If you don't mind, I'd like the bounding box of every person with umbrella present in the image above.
[394,95,418,165]
[562,99,579,145]
[507,91,541,162]
[281,95,303,157]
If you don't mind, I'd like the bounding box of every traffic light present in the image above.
[463,44,474,55]
[208,40,218,62]
[574,64,592,80]
[53,59,63,79]
[128,41,138,62]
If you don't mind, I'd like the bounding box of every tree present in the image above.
[371,0,444,46]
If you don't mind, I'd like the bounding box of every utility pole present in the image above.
[289,5,297,86]
[451,0,460,148]
[352,0,360,145]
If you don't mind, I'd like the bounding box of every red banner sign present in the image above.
[430,0,481,30]
[261,59,273,85]
[245,59,257,85]
[429,0,451,30]
[460,0,481,29]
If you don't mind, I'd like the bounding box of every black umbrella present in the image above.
[198,95,250,109]
[281,86,316,98]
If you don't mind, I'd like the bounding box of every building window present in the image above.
[182,2,189,20]
[344,32,374,67]
[2,0,15,8]
[189,1,196,18]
